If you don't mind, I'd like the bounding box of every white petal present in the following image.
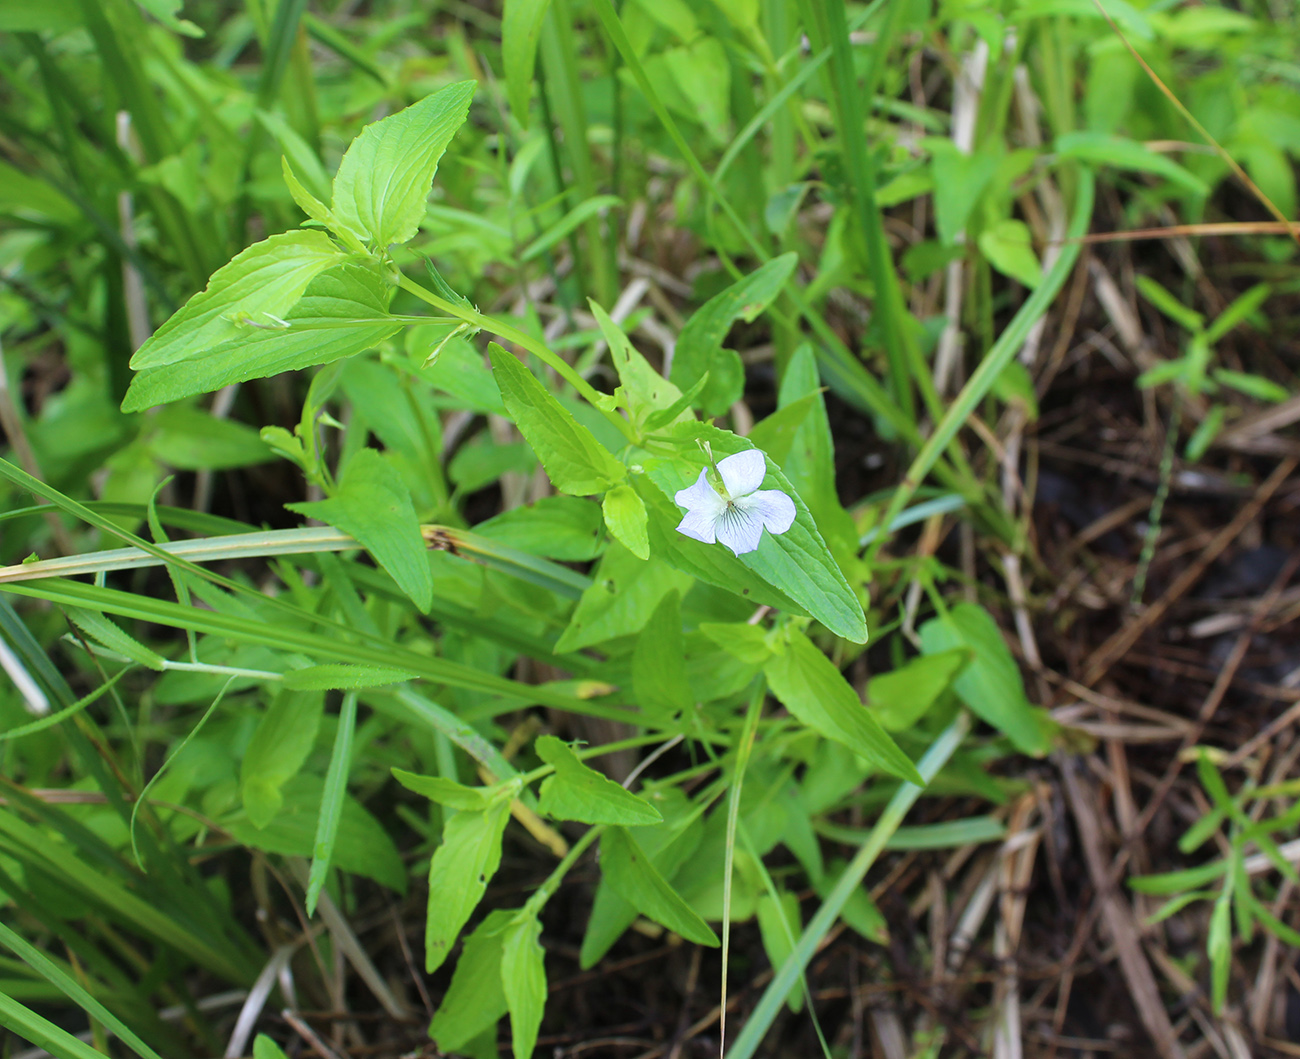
[675,507,719,544]
[738,489,796,535]
[714,502,766,555]
[675,469,726,519]
[717,449,766,499]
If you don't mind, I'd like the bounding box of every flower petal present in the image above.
[740,489,796,535]
[714,502,766,555]
[717,450,766,499]
[675,506,718,544]
[675,469,726,518]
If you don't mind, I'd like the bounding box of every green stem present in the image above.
[525,825,603,915]
[394,272,636,443]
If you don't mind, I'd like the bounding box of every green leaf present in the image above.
[128,231,344,371]
[1212,369,1290,404]
[490,343,626,495]
[868,649,967,732]
[631,473,801,615]
[424,800,512,972]
[978,219,1042,289]
[331,81,476,248]
[670,254,798,416]
[1136,275,1204,332]
[602,484,649,560]
[224,773,406,892]
[536,735,662,825]
[918,603,1052,755]
[523,195,622,262]
[1054,132,1209,196]
[430,911,513,1051]
[765,629,922,784]
[306,692,357,916]
[476,496,605,561]
[144,407,274,471]
[1205,283,1271,344]
[501,914,547,1059]
[240,689,324,828]
[600,826,719,946]
[648,427,867,642]
[632,590,692,720]
[554,544,692,653]
[283,663,418,690]
[65,608,165,671]
[253,1035,290,1059]
[288,448,433,611]
[0,993,119,1059]
[392,768,496,810]
[929,140,997,246]
[503,0,555,124]
[591,301,686,430]
[755,890,803,1013]
[123,262,400,412]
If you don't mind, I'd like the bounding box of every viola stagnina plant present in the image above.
[0,72,1048,1057]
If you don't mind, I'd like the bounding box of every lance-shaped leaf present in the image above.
[490,343,626,495]
[632,590,692,720]
[501,914,546,1059]
[422,799,512,973]
[600,826,719,946]
[129,231,345,371]
[332,80,476,248]
[536,735,662,825]
[765,629,922,784]
[670,253,797,416]
[429,910,512,1050]
[123,262,399,411]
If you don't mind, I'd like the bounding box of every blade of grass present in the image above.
[720,680,766,1052]
[0,991,129,1059]
[0,920,164,1059]
[306,691,358,916]
[724,711,971,1059]
[864,168,1096,565]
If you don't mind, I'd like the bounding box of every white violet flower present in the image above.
[674,449,796,556]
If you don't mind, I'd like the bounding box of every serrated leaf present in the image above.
[283,663,417,690]
[536,735,662,825]
[670,254,797,416]
[429,910,513,1050]
[490,343,626,495]
[287,448,433,611]
[602,484,649,560]
[647,426,866,642]
[501,915,546,1059]
[128,231,344,371]
[591,302,686,430]
[424,800,512,973]
[918,602,1052,755]
[123,262,399,411]
[765,630,922,784]
[391,768,496,810]
[632,590,692,720]
[332,81,476,248]
[66,608,165,670]
[631,473,800,614]
[600,826,719,946]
